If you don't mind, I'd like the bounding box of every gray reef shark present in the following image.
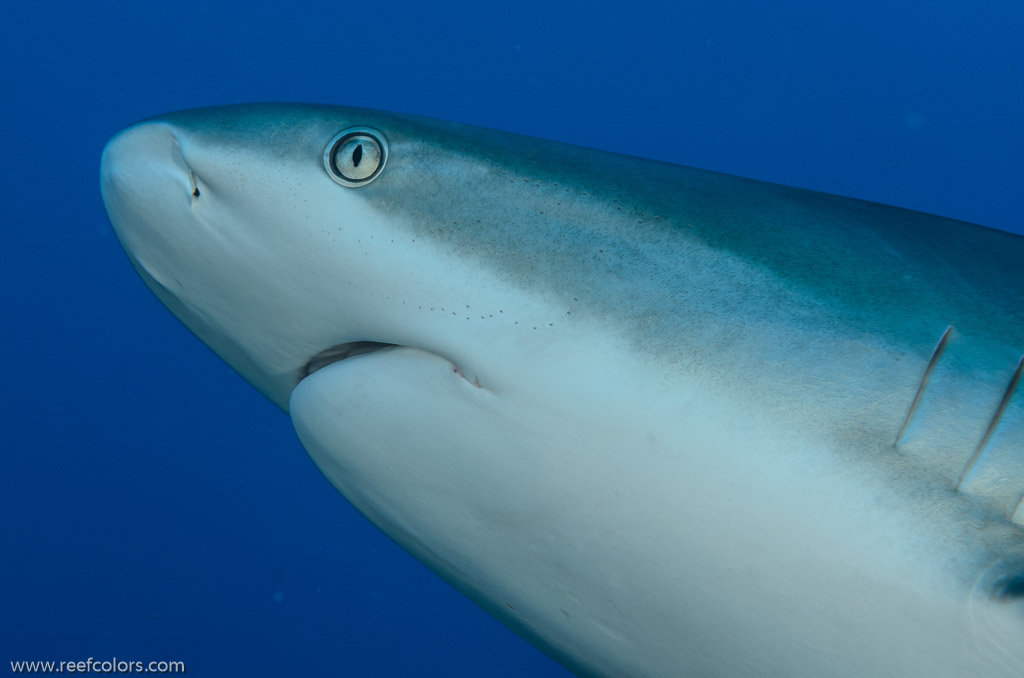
[100,103,1024,677]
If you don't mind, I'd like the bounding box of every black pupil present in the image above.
[352,143,363,167]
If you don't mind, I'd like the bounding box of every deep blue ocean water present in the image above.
[2,1,1022,675]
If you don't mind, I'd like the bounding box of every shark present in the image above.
[100,103,1024,677]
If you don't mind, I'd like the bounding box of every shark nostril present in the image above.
[189,170,200,199]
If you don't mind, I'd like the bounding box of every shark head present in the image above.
[100,104,646,414]
[101,104,483,409]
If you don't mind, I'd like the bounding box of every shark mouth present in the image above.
[301,341,400,379]
[301,341,483,390]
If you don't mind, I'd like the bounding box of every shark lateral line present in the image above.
[100,103,1024,678]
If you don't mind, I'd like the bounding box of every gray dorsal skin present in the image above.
[100,103,1024,677]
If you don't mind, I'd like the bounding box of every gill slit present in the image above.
[894,324,953,447]
[957,354,1024,491]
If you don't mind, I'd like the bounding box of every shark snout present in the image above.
[100,122,206,283]
[101,121,195,232]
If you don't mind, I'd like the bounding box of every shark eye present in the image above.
[324,127,388,187]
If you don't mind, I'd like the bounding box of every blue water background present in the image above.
[2,1,1023,675]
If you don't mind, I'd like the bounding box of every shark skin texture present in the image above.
[101,103,1024,678]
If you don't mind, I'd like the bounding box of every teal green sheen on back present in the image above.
[102,104,1024,678]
